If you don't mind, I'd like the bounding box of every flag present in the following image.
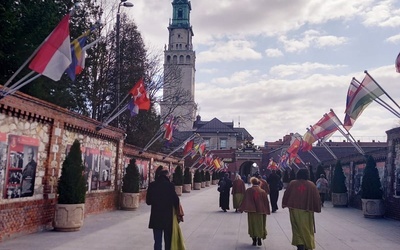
[213,158,221,169]
[267,158,278,170]
[164,116,174,142]
[396,52,400,73]
[127,100,138,117]
[301,130,316,152]
[345,73,384,120]
[343,78,359,130]
[183,139,194,155]
[66,26,99,81]
[129,78,151,110]
[310,111,340,140]
[199,142,206,156]
[29,14,71,81]
[287,134,302,157]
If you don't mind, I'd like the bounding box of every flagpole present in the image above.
[2,73,42,98]
[1,71,38,99]
[320,141,338,160]
[3,6,77,88]
[330,109,365,155]
[189,157,202,169]
[353,77,400,118]
[365,70,400,110]
[307,150,322,163]
[96,104,128,130]
[142,131,164,153]
[163,133,198,159]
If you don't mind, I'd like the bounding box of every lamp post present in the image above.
[116,0,133,127]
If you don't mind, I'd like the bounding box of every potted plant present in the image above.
[53,139,86,231]
[282,170,290,189]
[211,171,218,185]
[193,169,202,190]
[172,165,183,196]
[121,158,140,210]
[205,171,211,187]
[200,170,206,188]
[361,155,384,218]
[331,160,348,206]
[183,167,192,193]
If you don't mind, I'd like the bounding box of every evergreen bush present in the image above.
[361,155,383,199]
[212,171,218,180]
[194,169,202,183]
[308,164,315,183]
[315,164,326,179]
[201,170,205,182]
[57,139,86,204]
[122,158,140,193]
[172,165,183,186]
[282,170,290,183]
[289,168,296,181]
[332,160,347,193]
[205,171,210,182]
[184,167,192,184]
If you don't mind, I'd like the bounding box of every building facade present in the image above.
[161,0,196,131]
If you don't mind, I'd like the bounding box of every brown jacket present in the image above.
[239,185,271,215]
[282,179,321,213]
[259,178,270,195]
[232,179,246,194]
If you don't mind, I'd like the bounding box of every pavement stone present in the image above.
[1,185,400,250]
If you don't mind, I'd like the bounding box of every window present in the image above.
[220,139,227,149]
[178,9,183,18]
[204,139,210,149]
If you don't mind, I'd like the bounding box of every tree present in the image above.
[172,165,183,186]
[122,158,140,193]
[315,164,326,180]
[184,167,192,184]
[308,164,315,183]
[282,170,290,183]
[332,160,347,193]
[57,139,86,204]
[361,155,383,199]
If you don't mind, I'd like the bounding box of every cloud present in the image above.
[269,62,347,78]
[197,40,262,63]
[279,30,348,53]
[386,34,400,44]
[265,49,284,58]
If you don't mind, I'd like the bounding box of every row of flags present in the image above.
[276,70,399,171]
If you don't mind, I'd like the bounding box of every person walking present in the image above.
[282,169,321,250]
[316,174,329,207]
[239,177,271,246]
[146,166,180,250]
[267,170,281,212]
[232,174,246,212]
[218,172,233,212]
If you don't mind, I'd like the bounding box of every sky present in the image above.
[121,0,400,146]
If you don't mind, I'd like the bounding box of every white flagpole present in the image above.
[353,77,400,118]
[365,70,400,110]
[163,133,199,159]
[330,109,365,155]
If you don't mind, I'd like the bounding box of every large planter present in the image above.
[206,181,210,187]
[212,180,218,185]
[183,184,191,193]
[332,192,348,207]
[362,199,384,218]
[121,192,140,210]
[53,203,85,232]
[175,185,183,196]
[194,182,201,190]
[201,182,206,188]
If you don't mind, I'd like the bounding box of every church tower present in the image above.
[161,0,196,131]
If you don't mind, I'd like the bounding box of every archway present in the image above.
[239,161,259,182]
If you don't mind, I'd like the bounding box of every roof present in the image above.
[195,118,236,133]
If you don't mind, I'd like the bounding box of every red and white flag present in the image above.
[164,117,174,142]
[29,14,71,81]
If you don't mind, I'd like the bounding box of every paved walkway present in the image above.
[1,185,400,250]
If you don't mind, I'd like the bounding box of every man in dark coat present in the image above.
[146,167,179,250]
[267,170,281,212]
[218,172,233,212]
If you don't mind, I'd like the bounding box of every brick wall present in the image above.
[0,91,179,242]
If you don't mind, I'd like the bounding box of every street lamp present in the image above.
[116,0,133,127]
